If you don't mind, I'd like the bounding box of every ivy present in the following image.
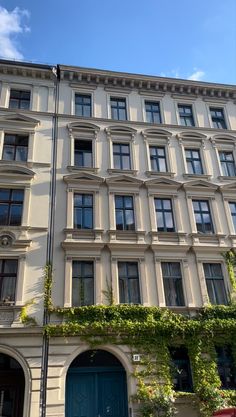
[20,299,37,326]
[44,262,53,310]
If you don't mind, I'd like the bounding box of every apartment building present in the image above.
[0,59,236,417]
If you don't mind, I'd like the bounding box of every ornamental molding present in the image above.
[0,60,55,81]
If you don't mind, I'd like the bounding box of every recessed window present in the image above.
[75,94,91,117]
[193,200,214,234]
[145,101,162,124]
[149,146,167,172]
[72,260,94,306]
[210,108,227,129]
[219,151,236,176]
[185,149,203,175]
[161,262,185,306]
[178,104,195,127]
[115,195,135,230]
[74,140,92,167]
[155,198,175,232]
[0,189,24,226]
[110,97,127,121]
[203,263,228,305]
[74,194,93,229]
[229,202,236,232]
[2,134,28,162]
[9,89,30,110]
[113,143,131,170]
[169,347,193,392]
[215,345,236,389]
[0,259,18,303]
[118,261,140,304]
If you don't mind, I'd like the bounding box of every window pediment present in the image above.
[0,113,40,128]
[177,131,207,140]
[142,128,172,139]
[0,164,35,180]
[105,174,142,186]
[183,179,218,193]
[220,181,236,191]
[63,172,104,185]
[68,121,100,136]
[106,125,137,138]
[145,177,181,188]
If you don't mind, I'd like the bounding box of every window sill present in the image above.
[150,231,187,245]
[0,304,23,327]
[107,168,138,176]
[146,170,175,178]
[64,228,103,242]
[108,229,146,243]
[191,232,226,245]
[67,165,98,173]
[183,173,211,180]
[218,175,236,181]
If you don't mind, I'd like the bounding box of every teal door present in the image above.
[66,367,128,417]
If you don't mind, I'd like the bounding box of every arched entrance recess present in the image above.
[66,349,128,417]
[0,352,25,417]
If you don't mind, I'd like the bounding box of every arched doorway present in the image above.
[0,352,25,417]
[66,349,128,417]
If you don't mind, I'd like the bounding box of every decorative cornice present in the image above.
[0,60,56,81]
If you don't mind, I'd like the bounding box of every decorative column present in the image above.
[130,133,137,171]
[15,255,26,305]
[173,195,184,233]
[148,193,156,232]
[0,130,5,158]
[66,189,73,228]
[182,259,195,307]
[111,257,119,304]
[95,257,102,304]
[139,258,149,306]
[211,197,223,234]
[68,129,74,166]
[64,256,72,307]
[196,259,209,305]
[32,86,39,111]
[22,187,31,227]
[186,195,197,233]
[154,258,166,307]
[47,86,55,112]
[0,82,9,107]
[108,192,116,230]
[142,134,151,172]
[134,193,142,231]
[27,131,35,164]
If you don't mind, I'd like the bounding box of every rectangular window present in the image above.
[229,202,236,232]
[115,195,135,230]
[145,101,162,124]
[178,104,195,126]
[75,94,91,117]
[185,149,203,174]
[149,146,167,172]
[9,89,30,110]
[203,263,228,305]
[110,97,127,120]
[0,259,18,303]
[118,261,140,304]
[169,347,193,392]
[193,200,214,234]
[74,140,92,167]
[219,151,236,176]
[0,189,24,226]
[215,345,236,389]
[72,260,94,306]
[74,194,93,229]
[155,198,175,232]
[113,143,131,169]
[161,262,185,306]
[2,134,28,162]
[210,108,227,129]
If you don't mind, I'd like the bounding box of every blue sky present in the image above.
[0,0,235,84]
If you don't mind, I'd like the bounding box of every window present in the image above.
[72,261,94,306]
[145,101,162,124]
[118,262,140,304]
[9,89,30,110]
[219,151,236,176]
[169,347,193,392]
[115,195,135,230]
[229,202,236,232]
[161,262,185,306]
[185,149,203,174]
[149,146,167,172]
[74,140,92,167]
[0,259,18,303]
[215,346,236,389]
[203,263,228,305]
[110,97,127,120]
[178,104,195,127]
[193,200,214,234]
[155,198,175,232]
[113,143,131,170]
[74,194,93,229]
[0,189,24,226]
[210,108,227,129]
[2,134,28,162]
[75,94,91,117]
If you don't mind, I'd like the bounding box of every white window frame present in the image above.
[174,100,199,128]
[177,132,210,179]
[206,104,230,130]
[106,126,137,174]
[107,93,130,121]
[141,96,165,124]
[71,89,94,117]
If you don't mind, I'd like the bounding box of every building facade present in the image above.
[0,59,236,417]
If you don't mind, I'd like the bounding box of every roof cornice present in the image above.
[0,60,56,81]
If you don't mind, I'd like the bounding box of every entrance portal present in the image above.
[66,349,128,417]
[0,353,25,417]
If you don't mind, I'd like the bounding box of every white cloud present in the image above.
[0,6,30,60]
[187,70,205,81]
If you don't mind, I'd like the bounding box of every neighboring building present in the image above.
[0,59,236,417]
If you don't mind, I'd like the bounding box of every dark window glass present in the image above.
[75,94,91,117]
[72,261,94,306]
[215,345,236,389]
[161,262,185,306]
[118,262,140,304]
[145,101,162,124]
[149,146,167,172]
[9,89,30,110]
[219,151,236,176]
[178,105,195,127]
[110,97,127,120]
[169,347,193,392]
[74,140,92,167]
[74,194,93,229]
[113,143,131,169]
[203,263,228,305]
[0,259,18,303]
[0,189,24,226]
[229,202,236,232]
[210,108,227,129]
[115,195,135,230]
[185,149,203,174]
[155,198,175,232]
[2,134,28,162]
[193,200,214,234]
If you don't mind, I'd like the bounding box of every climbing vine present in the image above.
[44,262,53,310]
[19,298,37,326]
